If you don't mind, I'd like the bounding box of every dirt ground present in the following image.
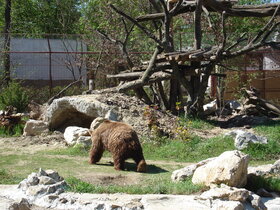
[0,132,193,186]
[0,121,258,187]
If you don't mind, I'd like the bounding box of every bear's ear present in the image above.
[90,117,105,130]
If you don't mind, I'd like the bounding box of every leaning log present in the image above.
[243,88,280,116]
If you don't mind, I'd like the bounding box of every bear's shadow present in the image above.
[96,161,168,174]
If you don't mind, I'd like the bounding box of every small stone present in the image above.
[45,170,62,182]
[48,195,59,200]
[59,198,68,204]
[8,198,31,210]
[26,173,39,186]
[26,185,46,196]
[38,168,47,176]
[248,193,267,210]
[39,176,56,185]
[257,188,274,197]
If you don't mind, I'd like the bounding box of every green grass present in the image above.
[180,116,215,130]
[0,169,23,184]
[1,118,279,195]
[143,135,235,162]
[66,175,204,195]
[244,120,280,161]
[0,123,25,137]
[46,144,90,156]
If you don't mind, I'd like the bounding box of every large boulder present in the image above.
[192,150,249,187]
[44,95,115,130]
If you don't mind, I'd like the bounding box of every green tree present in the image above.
[0,0,82,35]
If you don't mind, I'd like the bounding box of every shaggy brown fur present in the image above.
[89,119,146,172]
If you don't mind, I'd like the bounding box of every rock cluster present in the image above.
[172,150,280,210]
[18,168,67,198]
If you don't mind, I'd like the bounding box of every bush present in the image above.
[0,82,29,112]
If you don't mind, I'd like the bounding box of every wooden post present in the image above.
[47,38,53,97]
[3,0,11,86]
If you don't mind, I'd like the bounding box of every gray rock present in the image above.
[171,158,215,182]
[44,95,112,130]
[225,130,267,150]
[105,108,119,121]
[45,170,63,182]
[75,136,92,148]
[271,159,280,174]
[248,159,280,176]
[63,126,90,146]
[198,184,249,202]
[23,120,49,136]
[39,176,56,185]
[227,100,241,111]
[203,100,217,115]
[192,150,249,187]
[248,193,267,210]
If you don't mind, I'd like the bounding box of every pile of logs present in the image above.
[242,88,280,117]
[0,106,23,132]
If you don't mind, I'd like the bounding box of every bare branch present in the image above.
[141,47,163,83]
[170,0,184,16]
[47,80,82,105]
[250,5,280,45]
[109,4,162,46]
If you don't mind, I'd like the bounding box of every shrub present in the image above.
[0,82,29,112]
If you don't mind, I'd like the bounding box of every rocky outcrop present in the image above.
[192,150,249,187]
[43,93,177,137]
[44,95,114,130]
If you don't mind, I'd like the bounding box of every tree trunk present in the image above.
[3,0,11,86]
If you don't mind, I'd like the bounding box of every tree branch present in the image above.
[109,4,162,46]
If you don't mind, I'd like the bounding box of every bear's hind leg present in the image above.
[89,135,104,164]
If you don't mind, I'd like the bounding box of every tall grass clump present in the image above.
[0,82,29,112]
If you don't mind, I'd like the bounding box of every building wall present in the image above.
[1,38,87,82]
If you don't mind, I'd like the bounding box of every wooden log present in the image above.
[243,88,280,116]
[136,1,280,22]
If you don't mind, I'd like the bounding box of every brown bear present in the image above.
[89,118,146,172]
